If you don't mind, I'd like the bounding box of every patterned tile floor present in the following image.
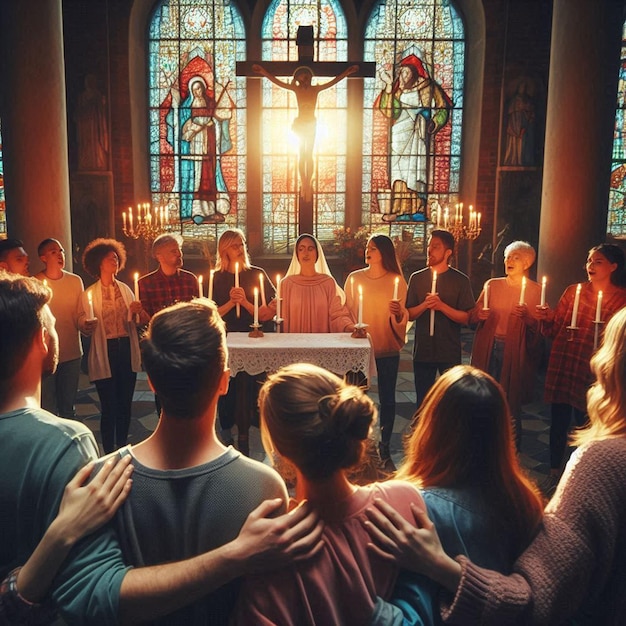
[76,328,552,484]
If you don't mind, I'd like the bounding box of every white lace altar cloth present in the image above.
[227,332,374,379]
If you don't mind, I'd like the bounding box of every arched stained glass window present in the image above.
[608,21,626,239]
[148,0,247,243]
[362,0,464,242]
[260,0,348,253]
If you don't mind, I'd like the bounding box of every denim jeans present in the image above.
[41,357,81,419]
[376,355,400,447]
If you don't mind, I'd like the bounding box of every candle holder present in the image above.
[351,323,368,339]
[122,203,172,243]
[248,324,264,338]
[566,325,580,342]
[274,316,284,334]
[593,320,605,350]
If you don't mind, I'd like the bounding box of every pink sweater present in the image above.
[442,438,626,624]
[234,481,425,625]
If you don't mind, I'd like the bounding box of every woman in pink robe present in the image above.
[279,234,355,333]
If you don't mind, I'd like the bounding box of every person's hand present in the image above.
[389,299,404,320]
[129,301,143,315]
[363,499,462,591]
[56,455,134,544]
[229,286,248,305]
[82,318,98,335]
[424,292,442,310]
[535,304,553,321]
[477,306,490,320]
[229,499,324,574]
[379,69,393,89]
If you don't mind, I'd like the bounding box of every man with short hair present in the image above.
[136,233,197,323]
[115,299,291,624]
[0,274,322,626]
[404,229,475,408]
[35,238,93,418]
[0,238,30,275]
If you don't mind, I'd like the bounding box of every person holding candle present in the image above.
[405,229,474,411]
[34,238,96,420]
[536,243,626,489]
[279,233,355,333]
[470,241,543,450]
[345,234,408,469]
[81,238,142,453]
[135,233,198,324]
[213,228,275,455]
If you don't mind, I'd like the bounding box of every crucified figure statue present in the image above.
[253,63,359,201]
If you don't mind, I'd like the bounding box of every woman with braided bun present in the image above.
[233,363,426,625]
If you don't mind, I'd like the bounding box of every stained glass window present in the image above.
[362,0,465,248]
[260,0,349,253]
[0,118,5,239]
[608,21,626,238]
[148,0,247,245]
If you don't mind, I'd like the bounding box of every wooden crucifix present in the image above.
[237,26,375,235]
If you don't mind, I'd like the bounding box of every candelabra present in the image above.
[432,203,482,242]
[122,203,171,242]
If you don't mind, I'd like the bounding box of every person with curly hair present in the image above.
[81,238,142,453]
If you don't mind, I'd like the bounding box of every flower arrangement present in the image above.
[332,226,370,264]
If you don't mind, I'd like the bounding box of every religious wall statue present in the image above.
[253,63,358,201]
[375,54,452,222]
[503,78,536,167]
[162,56,234,224]
[75,74,109,171]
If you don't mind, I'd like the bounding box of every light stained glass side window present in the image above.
[362,0,465,249]
[260,0,349,253]
[148,0,247,246]
[0,119,5,239]
[608,21,626,239]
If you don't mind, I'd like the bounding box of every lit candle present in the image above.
[571,283,582,327]
[208,269,214,301]
[477,213,481,229]
[276,274,281,323]
[259,272,266,307]
[430,270,437,337]
[483,281,489,309]
[234,262,240,318]
[393,276,399,300]
[595,290,603,323]
[358,285,363,326]
[540,276,547,307]
[134,272,139,300]
[519,276,527,305]
[122,212,127,231]
[253,287,259,326]
[198,274,203,298]
[444,207,449,229]
[129,206,133,233]
[87,290,95,319]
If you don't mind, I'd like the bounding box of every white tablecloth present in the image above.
[227,332,374,379]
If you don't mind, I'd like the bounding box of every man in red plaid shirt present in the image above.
[136,233,198,325]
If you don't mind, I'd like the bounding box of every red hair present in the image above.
[397,365,544,546]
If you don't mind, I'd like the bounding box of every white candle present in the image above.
[358,285,363,326]
[350,276,354,301]
[134,272,139,300]
[198,274,203,298]
[519,276,527,305]
[483,281,489,309]
[234,262,240,318]
[431,270,437,294]
[208,269,214,301]
[253,287,259,325]
[122,212,127,230]
[87,290,95,319]
[444,207,449,229]
[430,270,437,337]
[259,273,266,307]
[595,290,603,323]
[393,276,399,300]
[571,283,582,327]
[129,207,134,233]
[276,274,281,322]
[540,276,547,307]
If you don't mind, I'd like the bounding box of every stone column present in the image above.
[537,0,623,299]
[0,0,72,270]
